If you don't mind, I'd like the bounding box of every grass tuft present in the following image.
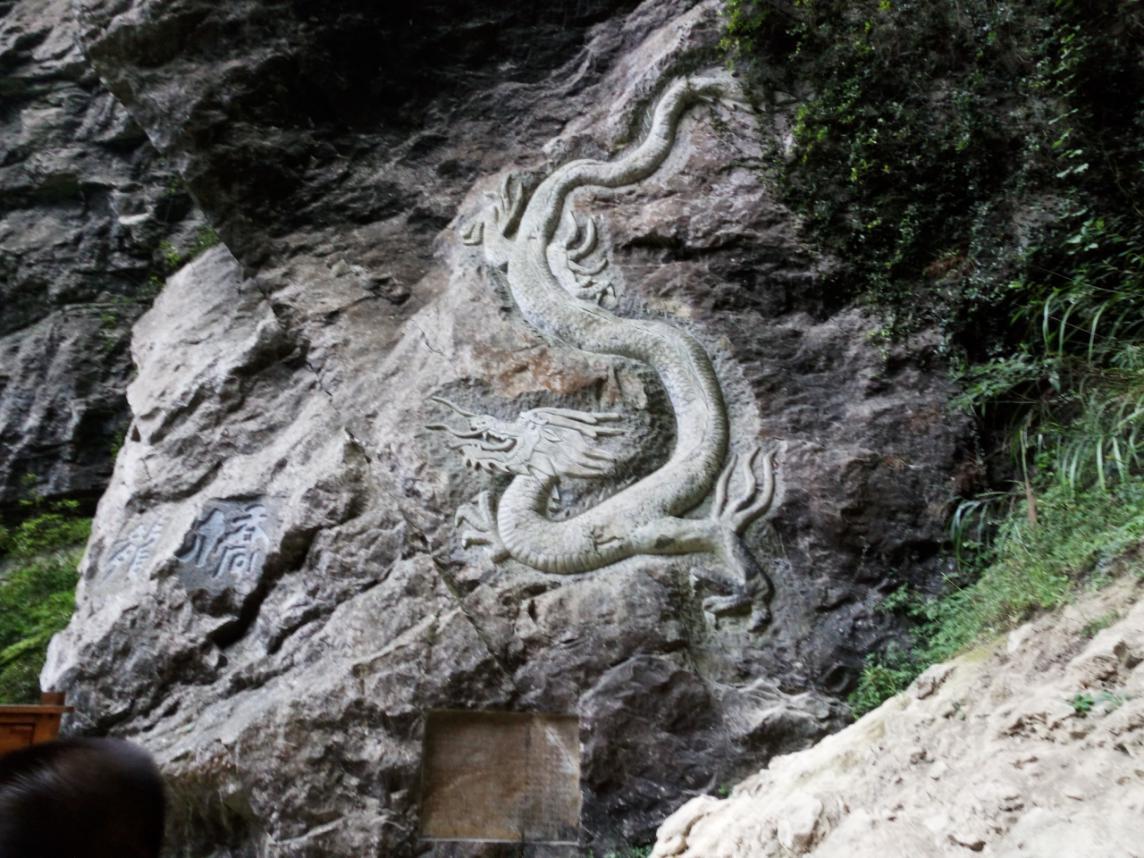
[850,477,1144,716]
[0,505,90,703]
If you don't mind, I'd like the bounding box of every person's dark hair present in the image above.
[0,737,165,858]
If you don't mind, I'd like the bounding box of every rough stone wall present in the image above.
[0,0,202,509]
[40,0,973,855]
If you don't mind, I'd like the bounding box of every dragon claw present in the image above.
[491,173,526,237]
[568,257,608,277]
[455,490,509,563]
[702,591,752,617]
[563,213,599,260]
[572,277,614,305]
[748,604,771,634]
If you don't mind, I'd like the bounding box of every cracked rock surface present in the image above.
[652,574,1144,858]
[0,0,202,508]
[43,0,973,854]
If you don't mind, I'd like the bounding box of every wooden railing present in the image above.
[0,692,73,757]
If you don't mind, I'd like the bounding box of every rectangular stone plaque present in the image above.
[420,710,581,844]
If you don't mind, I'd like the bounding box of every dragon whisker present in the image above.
[428,423,487,440]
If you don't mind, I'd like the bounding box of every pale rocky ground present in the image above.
[653,573,1144,857]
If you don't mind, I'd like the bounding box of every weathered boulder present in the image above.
[0,0,202,508]
[43,0,972,854]
[651,575,1144,858]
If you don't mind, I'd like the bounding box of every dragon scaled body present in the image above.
[435,75,778,625]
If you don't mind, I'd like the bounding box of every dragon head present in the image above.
[427,397,528,475]
[428,396,623,481]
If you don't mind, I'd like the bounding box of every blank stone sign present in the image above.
[420,710,581,843]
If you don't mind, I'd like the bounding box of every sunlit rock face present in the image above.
[0,0,203,509]
[44,0,970,854]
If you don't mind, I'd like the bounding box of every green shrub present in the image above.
[847,644,917,717]
[722,0,1144,428]
[724,0,1143,350]
[850,477,1144,716]
[0,505,90,703]
[157,225,222,275]
[1069,692,1096,716]
[722,0,1144,717]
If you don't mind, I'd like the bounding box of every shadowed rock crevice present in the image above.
[76,0,644,269]
[204,523,321,650]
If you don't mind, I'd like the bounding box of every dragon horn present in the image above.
[430,396,476,417]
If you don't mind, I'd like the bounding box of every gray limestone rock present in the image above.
[41,0,973,855]
[0,0,203,508]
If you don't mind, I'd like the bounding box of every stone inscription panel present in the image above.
[420,710,581,844]
[106,514,167,578]
[175,499,274,592]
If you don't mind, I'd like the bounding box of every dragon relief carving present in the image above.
[431,75,779,627]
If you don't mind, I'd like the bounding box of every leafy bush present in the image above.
[850,477,1144,716]
[723,0,1144,716]
[847,642,917,718]
[724,0,1143,352]
[0,504,90,703]
[158,225,221,275]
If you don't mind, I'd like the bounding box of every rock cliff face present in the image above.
[0,0,202,509]
[652,575,1144,858]
[41,0,971,854]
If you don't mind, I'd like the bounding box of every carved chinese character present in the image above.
[177,501,273,581]
[106,516,166,577]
